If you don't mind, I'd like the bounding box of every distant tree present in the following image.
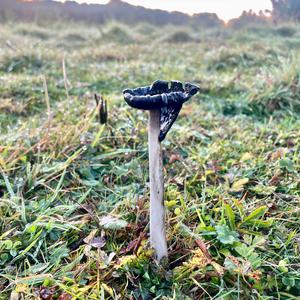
[271,0,300,21]
[192,13,224,28]
[228,10,269,29]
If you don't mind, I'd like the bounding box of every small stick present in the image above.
[94,94,108,124]
[148,110,168,261]
[62,53,70,101]
[42,75,51,136]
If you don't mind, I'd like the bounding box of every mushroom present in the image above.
[123,80,199,261]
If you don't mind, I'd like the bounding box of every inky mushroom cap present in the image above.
[123,80,199,110]
[123,80,200,141]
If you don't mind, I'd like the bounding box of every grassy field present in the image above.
[0,21,300,299]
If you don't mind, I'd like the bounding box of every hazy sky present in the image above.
[57,0,272,21]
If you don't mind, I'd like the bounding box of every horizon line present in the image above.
[52,0,273,22]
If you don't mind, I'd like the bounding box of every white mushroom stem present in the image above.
[148,109,168,261]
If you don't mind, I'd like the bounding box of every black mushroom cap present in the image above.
[123,80,200,141]
[123,80,199,110]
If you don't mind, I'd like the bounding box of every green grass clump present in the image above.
[275,25,297,37]
[206,46,280,72]
[247,58,300,116]
[161,29,196,43]
[16,27,53,40]
[0,53,45,73]
[63,32,87,43]
[0,20,299,300]
[102,23,137,44]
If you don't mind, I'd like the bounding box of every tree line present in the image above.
[0,0,223,27]
[0,0,299,26]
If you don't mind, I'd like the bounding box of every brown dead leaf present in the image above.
[57,294,72,300]
[268,172,282,186]
[227,255,240,268]
[170,177,184,187]
[195,240,224,277]
[267,148,285,161]
[120,232,146,254]
[195,239,211,260]
[136,197,146,211]
[267,202,278,210]
[169,154,181,164]
[248,270,262,281]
